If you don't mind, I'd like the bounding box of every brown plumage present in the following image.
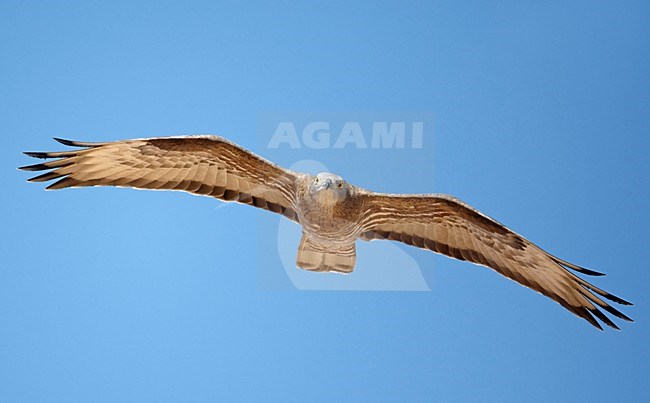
[20,135,633,331]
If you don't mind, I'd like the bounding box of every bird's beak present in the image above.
[318,179,332,191]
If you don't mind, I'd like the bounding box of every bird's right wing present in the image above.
[357,191,632,330]
[20,136,301,221]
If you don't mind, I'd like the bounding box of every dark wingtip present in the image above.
[559,299,604,331]
[53,137,105,147]
[551,255,606,276]
[585,321,604,332]
[53,137,78,146]
[23,150,78,159]
[24,151,48,159]
[567,263,606,277]
[591,296,634,322]
[19,163,49,171]
[579,268,606,277]
[27,171,65,183]
[589,307,620,331]
[605,293,633,306]
[578,306,603,331]
[45,177,78,190]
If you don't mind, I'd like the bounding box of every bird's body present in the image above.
[293,173,365,272]
[20,135,633,330]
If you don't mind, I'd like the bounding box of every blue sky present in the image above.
[1,1,649,402]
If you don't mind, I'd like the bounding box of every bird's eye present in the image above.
[337,182,343,189]
[315,178,319,183]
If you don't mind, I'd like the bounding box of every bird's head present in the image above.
[310,172,349,203]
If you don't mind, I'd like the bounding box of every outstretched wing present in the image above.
[358,192,632,330]
[20,136,300,220]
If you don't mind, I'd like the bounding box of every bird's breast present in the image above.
[296,203,363,245]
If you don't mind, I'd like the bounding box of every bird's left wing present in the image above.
[20,136,301,220]
[357,191,632,330]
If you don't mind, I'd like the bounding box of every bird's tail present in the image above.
[296,234,356,274]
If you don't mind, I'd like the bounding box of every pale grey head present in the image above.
[310,172,349,202]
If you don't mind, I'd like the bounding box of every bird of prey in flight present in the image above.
[20,136,632,330]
